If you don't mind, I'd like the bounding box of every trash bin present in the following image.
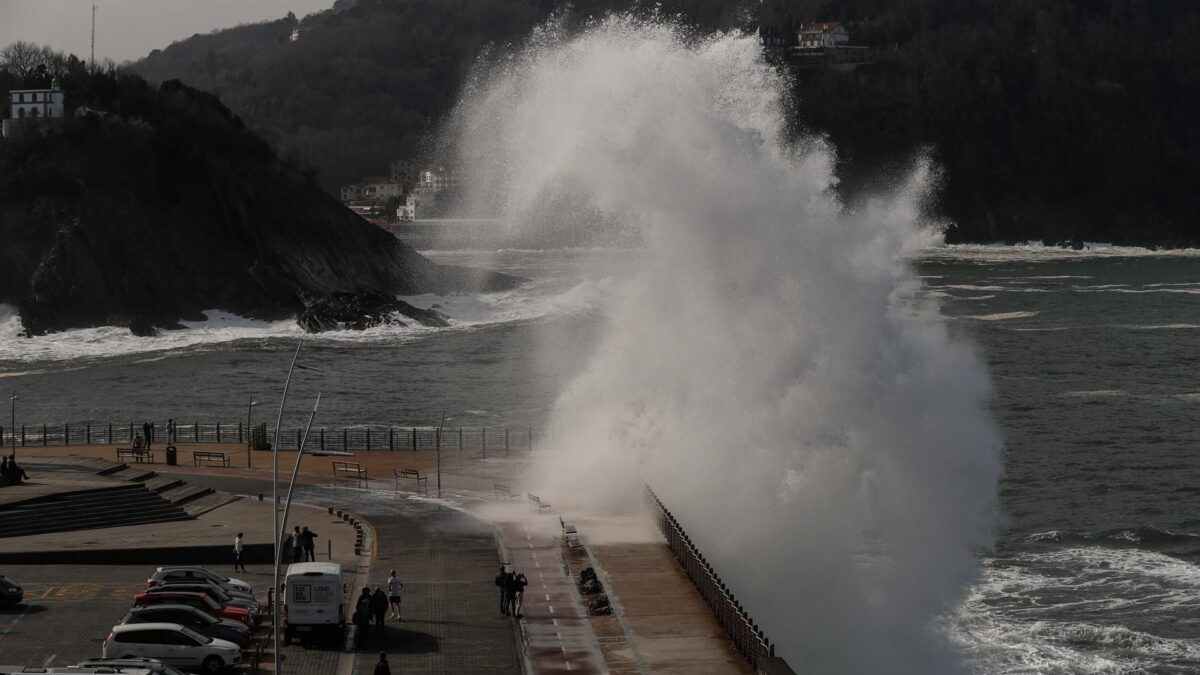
[166,445,177,466]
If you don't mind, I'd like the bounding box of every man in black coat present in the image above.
[370,587,389,635]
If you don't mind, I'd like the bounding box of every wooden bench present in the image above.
[332,461,368,482]
[560,516,582,549]
[528,493,551,511]
[494,482,513,499]
[393,467,428,494]
[117,448,154,464]
[193,451,230,467]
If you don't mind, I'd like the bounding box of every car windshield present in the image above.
[180,626,213,644]
[202,595,219,609]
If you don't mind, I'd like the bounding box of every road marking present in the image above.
[42,655,56,667]
[544,593,551,601]
[548,605,555,613]
[552,618,558,626]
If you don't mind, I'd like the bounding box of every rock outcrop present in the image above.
[0,77,517,335]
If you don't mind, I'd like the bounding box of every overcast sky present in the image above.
[0,0,336,64]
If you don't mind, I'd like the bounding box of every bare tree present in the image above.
[0,41,50,78]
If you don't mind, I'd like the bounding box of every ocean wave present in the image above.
[963,311,1040,321]
[922,242,1200,262]
[947,547,1200,673]
[1060,389,1128,398]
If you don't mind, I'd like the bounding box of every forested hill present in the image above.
[131,0,1200,246]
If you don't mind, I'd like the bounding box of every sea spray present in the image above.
[450,17,1002,672]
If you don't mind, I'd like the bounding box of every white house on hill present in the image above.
[797,22,850,49]
[3,86,66,137]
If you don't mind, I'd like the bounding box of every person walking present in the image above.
[233,532,247,572]
[301,526,318,562]
[495,565,509,616]
[354,588,372,647]
[503,571,521,619]
[370,586,388,635]
[291,526,303,563]
[387,570,403,620]
[373,652,392,675]
[512,572,528,618]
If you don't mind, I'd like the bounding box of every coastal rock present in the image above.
[0,77,518,336]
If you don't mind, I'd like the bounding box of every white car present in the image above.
[148,567,252,595]
[103,623,240,673]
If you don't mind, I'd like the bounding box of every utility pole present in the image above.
[90,3,97,70]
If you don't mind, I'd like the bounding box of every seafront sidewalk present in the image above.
[10,445,761,674]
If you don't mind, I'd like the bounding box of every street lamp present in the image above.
[246,398,258,468]
[8,392,16,460]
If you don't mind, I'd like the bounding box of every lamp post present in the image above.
[246,398,258,468]
[437,410,445,498]
[8,392,16,460]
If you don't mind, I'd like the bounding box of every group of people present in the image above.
[495,565,528,618]
[287,525,319,562]
[131,419,178,450]
[0,456,28,485]
[354,570,405,647]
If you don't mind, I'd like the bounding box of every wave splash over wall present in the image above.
[453,17,1001,672]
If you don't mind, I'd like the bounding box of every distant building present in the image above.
[341,184,364,202]
[396,195,416,222]
[3,86,66,138]
[797,22,850,49]
[789,22,873,71]
[758,27,795,61]
[413,166,458,193]
[362,179,404,201]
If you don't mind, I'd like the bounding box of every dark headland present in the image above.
[0,71,518,336]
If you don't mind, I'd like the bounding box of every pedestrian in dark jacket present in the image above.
[374,652,392,675]
[511,573,528,618]
[354,588,372,646]
[291,526,303,563]
[370,587,389,635]
[142,421,153,449]
[301,526,318,562]
[504,571,522,618]
[495,565,509,615]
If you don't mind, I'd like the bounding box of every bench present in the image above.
[193,451,230,467]
[332,461,368,482]
[560,516,582,549]
[393,467,428,495]
[527,493,551,511]
[117,448,154,464]
[494,482,513,499]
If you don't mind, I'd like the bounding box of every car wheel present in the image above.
[202,655,224,673]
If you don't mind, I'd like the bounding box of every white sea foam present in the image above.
[451,17,1001,672]
[924,243,1200,262]
[963,311,1040,322]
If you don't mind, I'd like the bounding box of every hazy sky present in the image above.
[0,0,336,64]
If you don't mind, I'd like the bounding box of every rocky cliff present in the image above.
[0,77,517,336]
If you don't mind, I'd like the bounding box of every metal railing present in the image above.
[0,422,537,454]
[646,486,778,668]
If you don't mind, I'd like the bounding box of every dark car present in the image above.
[121,603,251,647]
[0,576,22,607]
[132,591,253,628]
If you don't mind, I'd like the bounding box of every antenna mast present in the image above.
[90,2,96,69]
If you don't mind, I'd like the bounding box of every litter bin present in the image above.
[165,445,178,466]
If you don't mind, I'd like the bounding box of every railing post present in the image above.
[320,428,325,451]
[482,427,487,458]
[459,427,463,452]
[217,423,222,443]
[238,422,243,444]
[411,427,416,451]
[65,423,70,445]
[42,424,46,446]
[505,427,509,456]
[343,428,348,451]
[389,427,394,451]
[296,428,301,449]
[86,423,91,445]
[366,428,371,452]
[194,421,198,443]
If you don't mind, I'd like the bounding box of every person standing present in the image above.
[291,526,303,563]
[512,572,528,618]
[301,526,318,562]
[374,652,392,675]
[0,456,9,484]
[387,570,403,620]
[495,565,509,616]
[354,588,372,647]
[166,418,176,444]
[370,586,388,635]
[142,421,153,450]
[233,532,247,573]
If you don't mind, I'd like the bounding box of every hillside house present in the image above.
[2,86,65,137]
[797,22,850,49]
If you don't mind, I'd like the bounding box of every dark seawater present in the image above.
[2,245,1199,671]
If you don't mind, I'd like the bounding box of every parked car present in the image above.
[148,584,260,617]
[75,657,187,675]
[132,591,253,628]
[0,576,22,607]
[147,568,251,595]
[102,623,240,673]
[120,604,251,648]
[0,668,155,674]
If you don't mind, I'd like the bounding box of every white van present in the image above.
[283,562,345,643]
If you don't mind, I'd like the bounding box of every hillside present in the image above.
[0,64,516,336]
[128,0,1200,245]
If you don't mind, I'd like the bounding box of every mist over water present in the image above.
[452,18,1002,672]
